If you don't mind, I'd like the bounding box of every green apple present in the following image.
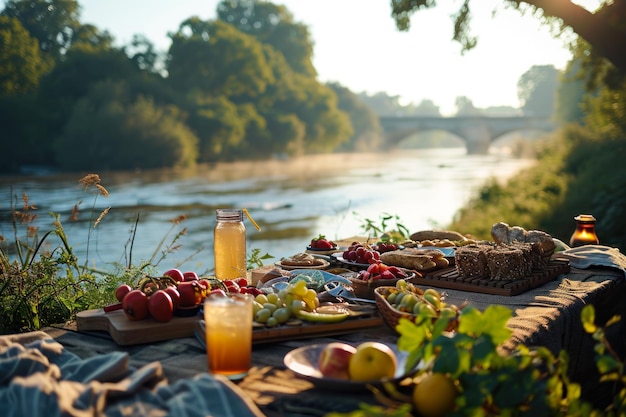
[348,341,397,381]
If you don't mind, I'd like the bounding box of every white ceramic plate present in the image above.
[283,342,414,391]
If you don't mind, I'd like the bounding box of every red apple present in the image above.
[317,342,357,379]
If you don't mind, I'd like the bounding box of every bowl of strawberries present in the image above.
[306,235,341,253]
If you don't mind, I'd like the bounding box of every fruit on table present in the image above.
[310,234,336,249]
[294,309,349,323]
[115,284,132,302]
[348,341,397,381]
[177,280,204,307]
[318,342,357,379]
[357,263,410,281]
[148,289,174,322]
[412,372,458,417]
[342,242,380,264]
[162,268,185,283]
[370,242,399,253]
[164,286,181,310]
[252,279,334,327]
[122,289,149,321]
[112,265,262,322]
[381,280,460,332]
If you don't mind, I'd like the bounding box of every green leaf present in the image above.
[581,304,597,333]
[458,305,512,344]
[596,355,619,374]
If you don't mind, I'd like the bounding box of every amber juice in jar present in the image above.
[213,209,246,280]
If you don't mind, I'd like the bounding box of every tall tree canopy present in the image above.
[1,0,80,58]
[216,0,316,77]
[390,0,626,78]
[0,15,49,95]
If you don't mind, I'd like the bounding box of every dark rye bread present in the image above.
[485,246,527,280]
[455,242,542,280]
[454,244,493,278]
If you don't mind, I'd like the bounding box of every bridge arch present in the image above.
[379,116,556,154]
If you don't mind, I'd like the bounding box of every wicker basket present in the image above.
[373,286,418,331]
[348,270,417,300]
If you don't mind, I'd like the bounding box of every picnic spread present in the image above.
[2,223,626,417]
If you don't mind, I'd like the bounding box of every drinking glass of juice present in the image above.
[204,293,253,380]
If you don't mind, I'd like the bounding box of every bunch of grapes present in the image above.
[252,280,319,327]
[371,242,399,253]
[342,242,381,264]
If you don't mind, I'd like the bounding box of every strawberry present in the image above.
[310,235,335,249]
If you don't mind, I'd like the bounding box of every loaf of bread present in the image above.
[409,230,467,243]
[455,240,546,280]
[454,244,492,278]
[491,222,556,255]
[485,246,528,280]
[380,248,446,271]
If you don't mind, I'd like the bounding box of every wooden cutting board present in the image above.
[76,307,385,346]
[414,258,570,296]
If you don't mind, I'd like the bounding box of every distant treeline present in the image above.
[0,0,390,173]
[2,0,579,174]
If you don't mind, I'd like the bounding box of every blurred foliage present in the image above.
[0,0,376,173]
[517,64,559,117]
[449,63,626,251]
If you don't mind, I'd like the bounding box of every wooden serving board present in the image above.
[75,308,385,346]
[414,258,570,296]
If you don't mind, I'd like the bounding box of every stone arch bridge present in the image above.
[379,115,556,154]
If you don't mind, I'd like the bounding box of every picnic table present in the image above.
[2,246,625,417]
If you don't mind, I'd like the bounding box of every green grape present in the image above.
[263,302,277,313]
[386,291,398,304]
[255,308,272,323]
[290,299,306,314]
[274,296,285,308]
[277,289,288,300]
[255,293,269,305]
[266,292,279,304]
[284,293,295,308]
[273,307,290,324]
[252,300,264,315]
[266,316,278,327]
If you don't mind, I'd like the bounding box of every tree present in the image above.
[555,57,592,124]
[0,16,49,95]
[517,64,560,117]
[167,18,274,100]
[327,82,382,151]
[216,0,316,77]
[1,0,80,59]
[455,96,481,115]
[55,80,198,171]
[390,0,626,77]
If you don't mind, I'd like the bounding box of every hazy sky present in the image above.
[57,1,599,114]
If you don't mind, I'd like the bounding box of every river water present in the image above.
[0,148,534,275]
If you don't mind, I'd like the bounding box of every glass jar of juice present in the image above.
[569,214,600,247]
[214,209,246,280]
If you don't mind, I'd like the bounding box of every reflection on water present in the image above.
[0,148,534,274]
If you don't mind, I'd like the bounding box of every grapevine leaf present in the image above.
[581,304,597,333]
[458,305,512,344]
[597,355,619,374]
